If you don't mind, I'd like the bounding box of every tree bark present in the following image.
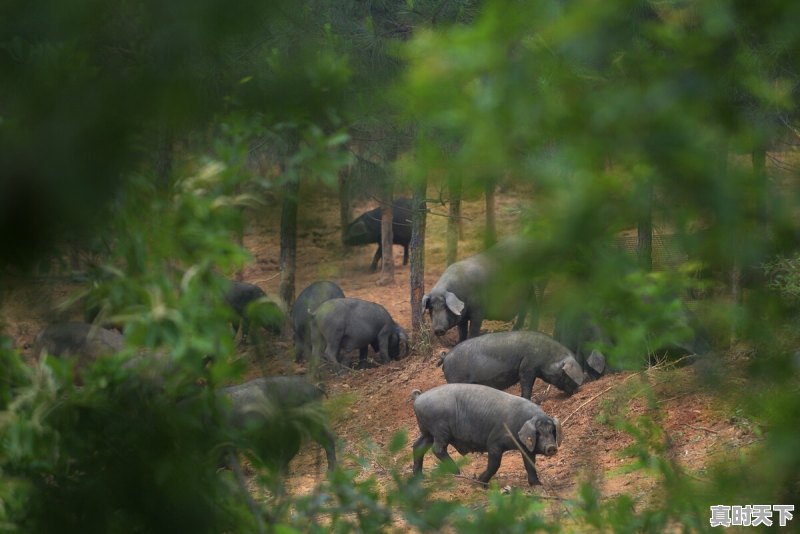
[279,176,299,334]
[752,147,768,235]
[637,179,653,272]
[377,180,395,285]
[338,164,352,244]
[484,179,497,248]
[234,184,245,282]
[446,174,462,266]
[410,179,428,345]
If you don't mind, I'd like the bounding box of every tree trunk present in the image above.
[279,176,299,335]
[338,164,352,244]
[377,181,395,285]
[637,179,653,272]
[752,147,768,235]
[234,184,245,282]
[446,174,462,266]
[410,179,428,345]
[484,179,497,248]
[718,139,739,343]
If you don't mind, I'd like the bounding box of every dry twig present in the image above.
[687,424,719,435]
[561,357,692,426]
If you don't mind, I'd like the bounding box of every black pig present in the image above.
[440,331,585,398]
[224,280,282,344]
[411,384,562,486]
[423,238,533,343]
[219,375,336,472]
[310,297,407,369]
[292,281,345,363]
[33,322,123,364]
[343,198,412,271]
[553,310,608,379]
[33,322,124,383]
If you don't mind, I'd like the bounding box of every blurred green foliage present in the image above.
[2,0,800,532]
[763,253,800,305]
[402,0,800,529]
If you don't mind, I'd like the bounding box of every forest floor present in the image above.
[235,186,757,517]
[1,183,758,521]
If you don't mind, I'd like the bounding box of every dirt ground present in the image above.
[234,188,754,514]
[1,185,755,518]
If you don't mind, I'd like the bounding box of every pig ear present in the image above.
[553,416,563,446]
[396,326,409,357]
[517,421,537,452]
[421,294,431,312]
[587,350,606,375]
[562,358,584,386]
[444,291,465,316]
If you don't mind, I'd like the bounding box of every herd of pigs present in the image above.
[23,198,709,487]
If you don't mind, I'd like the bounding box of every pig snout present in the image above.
[431,315,449,336]
[544,444,557,456]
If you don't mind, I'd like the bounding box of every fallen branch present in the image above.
[253,271,281,284]
[687,424,719,435]
[656,393,690,405]
[504,423,576,523]
[561,385,617,426]
[529,494,567,501]
[453,474,487,486]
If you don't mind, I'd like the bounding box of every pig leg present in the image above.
[467,314,483,339]
[457,321,469,343]
[520,376,536,400]
[358,347,369,368]
[240,317,251,344]
[402,244,409,265]
[522,453,541,485]
[309,326,323,365]
[323,338,342,366]
[377,329,391,363]
[477,447,504,485]
[293,330,304,363]
[432,440,460,474]
[370,245,383,272]
[311,426,337,471]
[513,284,536,330]
[512,309,527,330]
[412,434,433,474]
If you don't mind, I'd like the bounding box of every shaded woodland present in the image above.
[2,1,800,532]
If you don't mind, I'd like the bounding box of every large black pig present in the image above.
[343,198,413,271]
[411,384,562,486]
[32,322,124,384]
[224,280,282,344]
[310,297,407,369]
[439,331,585,398]
[219,375,337,472]
[33,322,123,364]
[291,281,345,363]
[422,237,533,343]
[553,310,608,379]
